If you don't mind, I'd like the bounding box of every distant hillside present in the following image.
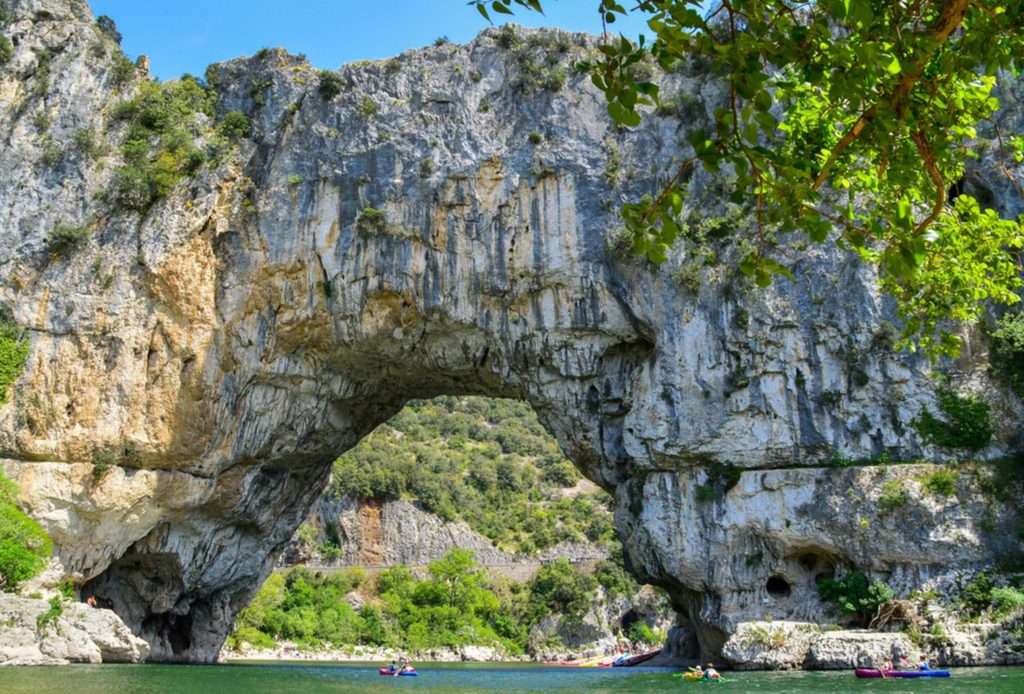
[329,396,615,556]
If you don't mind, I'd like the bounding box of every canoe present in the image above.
[378,668,418,676]
[612,648,663,667]
[854,668,950,678]
[673,672,727,682]
[544,659,606,667]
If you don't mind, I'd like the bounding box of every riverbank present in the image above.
[221,643,529,664]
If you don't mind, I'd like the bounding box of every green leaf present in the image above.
[608,101,640,127]
[885,55,901,75]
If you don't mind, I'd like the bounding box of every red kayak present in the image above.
[379,668,418,677]
[855,668,950,678]
[612,648,663,667]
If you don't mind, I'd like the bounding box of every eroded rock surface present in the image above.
[0,593,149,666]
[283,493,609,569]
[0,0,1021,663]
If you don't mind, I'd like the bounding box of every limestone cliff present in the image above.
[0,0,1021,664]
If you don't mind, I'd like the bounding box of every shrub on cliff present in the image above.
[317,71,344,101]
[912,387,993,451]
[0,470,52,592]
[0,306,29,404]
[817,570,893,627]
[109,75,216,210]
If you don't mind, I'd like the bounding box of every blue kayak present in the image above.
[379,668,418,676]
[855,668,950,678]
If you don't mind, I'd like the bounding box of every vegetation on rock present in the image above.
[817,570,894,626]
[0,469,51,592]
[989,311,1024,398]
[109,69,249,210]
[330,396,614,555]
[912,386,994,451]
[0,306,29,404]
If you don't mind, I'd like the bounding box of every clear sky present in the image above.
[87,1,652,81]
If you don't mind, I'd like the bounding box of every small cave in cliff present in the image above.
[766,575,791,598]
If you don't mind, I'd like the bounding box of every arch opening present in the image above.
[224,394,675,661]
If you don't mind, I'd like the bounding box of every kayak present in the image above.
[855,668,950,678]
[548,659,610,667]
[612,648,663,667]
[378,668,418,676]
[673,672,727,682]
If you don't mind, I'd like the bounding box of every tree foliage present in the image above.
[817,569,893,625]
[330,396,612,555]
[0,469,52,592]
[473,0,1024,357]
[231,549,633,654]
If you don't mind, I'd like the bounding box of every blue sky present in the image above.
[88,1,652,81]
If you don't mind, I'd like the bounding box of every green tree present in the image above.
[527,558,598,623]
[0,470,52,592]
[473,0,1024,357]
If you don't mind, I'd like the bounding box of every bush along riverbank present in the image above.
[222,548,671,662]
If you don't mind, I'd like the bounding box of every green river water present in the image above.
[1,662,1022,693]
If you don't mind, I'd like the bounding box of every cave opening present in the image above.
[766,575,791,598]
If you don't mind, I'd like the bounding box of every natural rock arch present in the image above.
[1,0,1020,663]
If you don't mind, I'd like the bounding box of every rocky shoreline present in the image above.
[721,620,1024,671]
[0,592,148,666]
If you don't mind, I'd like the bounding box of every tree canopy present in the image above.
[473,0,1024,356]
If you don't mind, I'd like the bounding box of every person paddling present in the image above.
[704,663,721,680]
[918,654,931,671]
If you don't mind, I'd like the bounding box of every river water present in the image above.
[2,662,1023,693]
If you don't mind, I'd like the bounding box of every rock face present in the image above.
[285,494,515,567]
[0,0,1021,663]
[721,620,1024,670]
[283,493,609,569]
[0,593,149,666]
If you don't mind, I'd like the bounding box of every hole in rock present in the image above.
[766,575,791,598]
[798,552,818,572]
[243,395,676,657]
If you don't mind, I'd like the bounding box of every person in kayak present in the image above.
[401,660,414,673]
[691,665,704,679]
[704,663,721,680]
[918,655,930,671]
[386,661,398,673]
[881,657,894,672]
